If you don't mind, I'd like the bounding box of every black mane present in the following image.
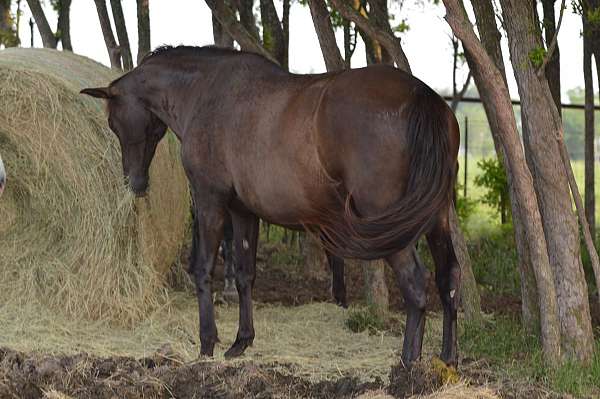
[139,45,277,67]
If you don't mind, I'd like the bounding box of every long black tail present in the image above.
[312,85,456,260]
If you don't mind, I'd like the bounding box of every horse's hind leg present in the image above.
[386,247,428,368]
[224,208,259,359]
[426,211,460,366]
[222,217,238,303]
[325,251,347,308]
[190,198,227,357]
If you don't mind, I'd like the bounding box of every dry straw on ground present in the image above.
[0,48,189,325]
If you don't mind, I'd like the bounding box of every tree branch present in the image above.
[536,0,565,78]
[204,0,279,65]
[307,0,345,72]
[329,0,411,73]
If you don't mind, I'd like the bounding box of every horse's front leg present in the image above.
[386,246,428,368]
[426,211,460,366]
[224,208,259,359]
[190,198,226,357]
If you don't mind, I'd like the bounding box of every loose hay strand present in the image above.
[0,48,189,325]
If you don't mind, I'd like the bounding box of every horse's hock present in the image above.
[0,49,189,323]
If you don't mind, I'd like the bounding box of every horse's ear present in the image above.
[80,87,112,99]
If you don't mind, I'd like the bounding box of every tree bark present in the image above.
[235,0,260,40]
[136,0,150,64]
[212,14,233,47]
[470,0,540,332]
[259,0,286,68]
[583,16,595,240]
[329,0,410,72]
[303,235,329,281]
[449,207,482,323]
[498,0,594,364]
[308,0,345,72]
[442,0,561,366]
[26,0,57,48]
[366,0,393,65]
[282,0,290,70]
[541,0,561,114]
[110,0,133,70]
[0,0,18,47]
[363,260,389,316]
[56,0,72,51]
[93,0,122,69]
[205,0,278,63]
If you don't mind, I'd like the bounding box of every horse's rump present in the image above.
[305,72,458,260]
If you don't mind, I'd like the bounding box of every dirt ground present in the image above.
[0,242,592,398]
[1,347,514,399]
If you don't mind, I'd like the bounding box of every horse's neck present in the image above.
[136,58,284,140]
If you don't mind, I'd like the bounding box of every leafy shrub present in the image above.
[474,158,510,224]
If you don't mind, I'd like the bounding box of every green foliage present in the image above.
[455,183,477,223]
[345,305,386,334]
[473,158,510,223]
[392,18,410,33]
[468,224,521,295]
[462,318,600,397]
[528,46,547,68]
[588,7,600,25]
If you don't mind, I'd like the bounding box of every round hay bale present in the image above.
[0,49,190,324]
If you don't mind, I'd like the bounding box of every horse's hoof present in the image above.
[224,337,253,359]
[336,299,348,309]
[439,351,458,368]
[200,340,217,357]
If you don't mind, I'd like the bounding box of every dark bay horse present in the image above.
[81,46,460,367]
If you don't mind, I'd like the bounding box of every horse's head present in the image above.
[80,86,167,197]
[0,153,5,197]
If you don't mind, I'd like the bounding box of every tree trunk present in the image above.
[259,0,286,68]
[442,0,561,366]
[541,0,561,115]
[136,0,150,63]
[93,0,122,69]
[56,0,72,51]
[366,0,393,65]
[205,0,277,63]
[363,260,389,316]
[0,0,18,47]
[583,21,595,239]
[212,14,233,47]
[303,235,329,281]
[282,0,290,70]
[110,0,133,70]
[26,0,57,48]
[499,0,594,364]
[449,207,482,323]
[470,0,540,332]
[308,0,345,72]
[329,0,410,71]
[235,0,260,40]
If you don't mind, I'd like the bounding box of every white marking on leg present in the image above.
[242,239,249,250]
[449,289,456,299]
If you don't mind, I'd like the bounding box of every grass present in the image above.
[461,317,600,398]
[0,294,445,383]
